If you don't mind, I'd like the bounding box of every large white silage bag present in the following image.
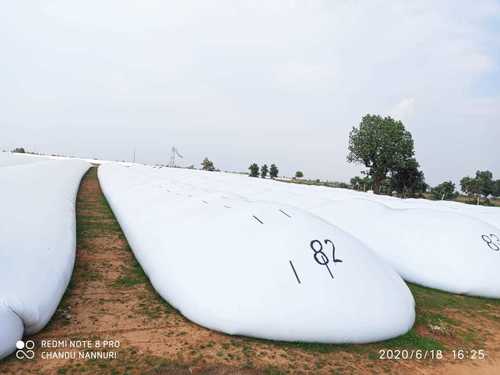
[0,160,89,359]
[99,164,415,343]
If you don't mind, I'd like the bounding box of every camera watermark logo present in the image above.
[16,340,35,360]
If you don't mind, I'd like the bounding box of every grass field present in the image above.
[1,167,500,374]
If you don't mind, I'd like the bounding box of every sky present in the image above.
[1,0,499,185]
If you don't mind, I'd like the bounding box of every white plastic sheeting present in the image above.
[0,157,89,359]
[99,164,415,343]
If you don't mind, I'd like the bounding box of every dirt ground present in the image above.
[1,167,500,374]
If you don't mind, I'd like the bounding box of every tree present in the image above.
[201,157,215,171]
[361,175,373,191]
[460,176,472,194]
[350,175,372,191]
[431,181,458,200]
[269,164,279,179]
[475,170,494,198]
[461,171,495,204]
[390,158,426,197]
[494,180,500,198]
[260,164,268,178]
[460,176,480,204]
[347,114,415,194]
[295,171,304,178]
[379,178,393,195]
[350,176,363,190]
[12,147,26,153]
[249,163,259,177]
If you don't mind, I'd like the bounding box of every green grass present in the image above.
[112,259,148,288]
[53,349,184,375]
[262,328,441,355]
[410,283,500,310]
[381,328,443,351]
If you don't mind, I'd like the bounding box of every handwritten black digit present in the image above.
[324,239,343,264]
[310,240,334,279]
[482,234,500,251]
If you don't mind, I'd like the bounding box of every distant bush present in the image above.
[461,170,495,205]
[248,163,259,177]
[201,157,215,171]
[269,164,279,179]
[431,181,458,200]
[260,164,268,178]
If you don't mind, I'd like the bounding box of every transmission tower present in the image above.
[169,146,183,167]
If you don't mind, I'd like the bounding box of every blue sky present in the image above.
[1,0,499,186]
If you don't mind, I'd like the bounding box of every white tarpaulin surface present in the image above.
[99,164,415,343]
[0,155,89,359]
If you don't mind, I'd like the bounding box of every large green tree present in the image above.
[431,181,458,200]
[347,114,415,194]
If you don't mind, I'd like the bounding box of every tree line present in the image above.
[156,131,500,205]
[248,163,279,179]
[200,158,280,181]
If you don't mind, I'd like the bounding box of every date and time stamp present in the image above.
[377,349,488,361]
